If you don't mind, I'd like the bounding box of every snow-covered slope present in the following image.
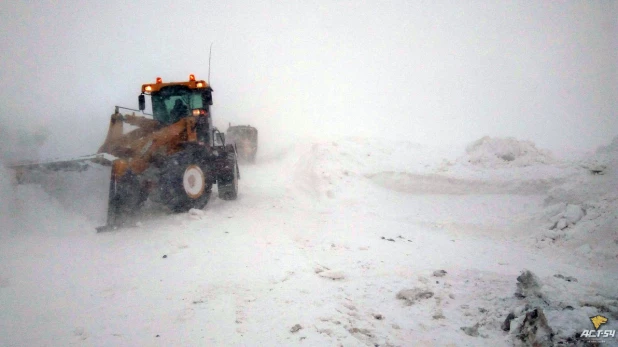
[0,136,616,346]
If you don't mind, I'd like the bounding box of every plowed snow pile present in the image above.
[293,136,574,197]
[291,137,448,200]
[463,136,555,168]
[435,136,578,184]
[535,136,618,262]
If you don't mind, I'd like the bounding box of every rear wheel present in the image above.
[160,152,212,212]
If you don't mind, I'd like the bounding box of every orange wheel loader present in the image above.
[10,75,239,231]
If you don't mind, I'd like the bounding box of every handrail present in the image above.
[114,106,152,116]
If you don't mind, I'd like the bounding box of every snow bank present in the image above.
[581,135,618,175]
[427,136,577,187]
[291,136,570,198]
[291,137,443,200]
[463,136,554,168]
[536,136,618,261]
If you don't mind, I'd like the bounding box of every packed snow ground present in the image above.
[1,136,617,346]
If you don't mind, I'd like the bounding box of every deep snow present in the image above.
[0,136,617,346]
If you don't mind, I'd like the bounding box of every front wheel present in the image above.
[159,152,213,212]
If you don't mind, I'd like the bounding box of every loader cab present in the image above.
[149,86,212,124]
[140,76,213,125]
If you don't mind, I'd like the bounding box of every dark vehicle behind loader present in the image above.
[226,124,258,163]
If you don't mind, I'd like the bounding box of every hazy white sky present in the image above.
[1,1,616,158]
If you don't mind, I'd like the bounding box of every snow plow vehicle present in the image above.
[11,75,239,231]
[226,124,258,163]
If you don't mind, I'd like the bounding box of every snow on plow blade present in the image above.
[10,154,114,230]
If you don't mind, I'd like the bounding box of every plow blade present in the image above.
[10,154,114,230]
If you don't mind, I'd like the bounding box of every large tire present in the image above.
[159,151,213,212]
[218,151,239,200]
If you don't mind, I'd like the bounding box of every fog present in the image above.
[1,1,616,160]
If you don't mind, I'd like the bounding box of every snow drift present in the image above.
[537,135,618,261]
[581,135,618,175]
[291,137,440,200]
[463,136,555,168]
[290,136,570,198]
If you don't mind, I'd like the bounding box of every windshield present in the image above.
[151,86,208,124]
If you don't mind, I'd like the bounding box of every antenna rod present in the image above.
[208,42,214,84]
